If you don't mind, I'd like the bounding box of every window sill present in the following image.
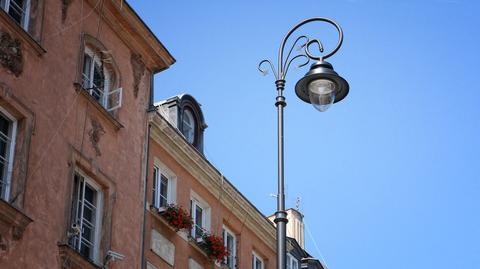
[0,199,32,242]
[75,83,123,130]
[0,10,46,56]
[188,236,209,259]
[149,205,178,233]
[58,244,102,269]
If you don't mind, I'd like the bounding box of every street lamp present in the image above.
[258,17,349,269]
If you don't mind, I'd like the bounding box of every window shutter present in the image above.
[107,87,122,112]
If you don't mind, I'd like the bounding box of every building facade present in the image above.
[0,1,327,269]
[0,0,174,268]
[145,94,277,269]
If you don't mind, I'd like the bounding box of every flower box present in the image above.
[196,233,229,263]
[153,204,193,232]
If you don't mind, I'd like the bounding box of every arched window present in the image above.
[81,46,122,113]
[182,109,195,144]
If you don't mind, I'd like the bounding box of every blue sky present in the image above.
[129,1,480,268]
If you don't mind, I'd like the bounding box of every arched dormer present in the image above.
[156,94,207,154]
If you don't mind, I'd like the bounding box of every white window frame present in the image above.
[190,191,210,239]
[182,109,195,144]
[152,160,176,209]
[223,225,236,268]
[83,47,110,107]
[1,0,30,30]
[287,253,299,269]
[252,251,264,269]
[70,169,103,263]
[0,106,17,202]
[82,47,122,113]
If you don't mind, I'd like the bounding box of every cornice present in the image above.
[85,0,175,72]
[149,113,276,251]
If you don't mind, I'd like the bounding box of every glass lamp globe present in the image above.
[295,60,349,111]
[307,79,336,112]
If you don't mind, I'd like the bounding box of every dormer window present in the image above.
[182,109,195,144]
[156,94,206,153]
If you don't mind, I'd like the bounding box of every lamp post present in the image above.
[258,17,349,269]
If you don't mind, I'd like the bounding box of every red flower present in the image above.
[199,233,230,263]
[161,204,194,231]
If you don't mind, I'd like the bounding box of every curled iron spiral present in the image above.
[258,17,344,82]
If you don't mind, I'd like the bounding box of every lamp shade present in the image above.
[295,61,349,111]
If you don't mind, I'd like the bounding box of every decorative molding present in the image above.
[0,31,23,77]
[0,81,36,208]
[58,244,102,269]
[61,0,74,23]
[88,117,105,156]
[80,0,174,71]
[0,10,46,56]
[75,87,123,130]
[150,229,175,266]
[0,199,32,256]
[130,53,145,98]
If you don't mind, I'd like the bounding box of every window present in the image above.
[252,252,264,269]
[287,253,299,269]
[190,192,210,239]
[82,47,122,113]
[1,0,30,29]
[69,171,102,263]
[190,198,205,239]
[0,109,16,202]
[223,226,236,268]
[182,109,195,144]
[152,163,176,209]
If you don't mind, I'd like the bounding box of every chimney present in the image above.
[268,208,305,249]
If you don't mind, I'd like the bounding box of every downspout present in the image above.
[140,73,156,269]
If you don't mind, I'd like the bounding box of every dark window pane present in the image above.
[83,205,94,223]
[80,243,91,258]
[0,115,10,135]
[7,0,24,25]
[152,168,157,206]
[160,175,168,207]
[84,184,96,204]
[93,64,104,90]
[82,55,92,89]
[195,205,202,227]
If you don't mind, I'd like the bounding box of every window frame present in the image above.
[0,106,17,202]
[69,169,103,264]
[182,108,195,144]
[82,47,112,109]
[190,191,210,239]
[223,225,236,268]
[287,253,299,269]
[252,251,264,269]
[1,0,31,30]
[152,161,176,209]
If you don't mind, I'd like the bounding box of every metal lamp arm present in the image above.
[277,17,344,80]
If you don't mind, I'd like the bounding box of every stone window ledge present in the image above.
[58,244,102,269]
[74,83,123,130]
[149,205,179,233]
[0,10,46,56]
[0,199,32,242]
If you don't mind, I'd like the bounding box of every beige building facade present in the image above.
[144,94,277,269]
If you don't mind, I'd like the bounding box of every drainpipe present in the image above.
[140,73,156,269]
